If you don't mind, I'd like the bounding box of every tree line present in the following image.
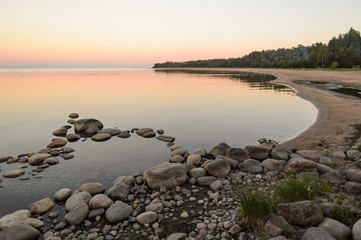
[153,28,361,69]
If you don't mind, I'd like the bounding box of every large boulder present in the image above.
[74,118,103,133]
[296,150,322,161]
[189,168,207,178]
[105,201,133,223]
[319,218,351,240]
[209,143,231,158]
[284,158,318,174]
[225,148,249,162]
[216,155,239,169]
[301,227,336,240]
[353,218,361,240]
[65,192,92,211]
[28,153,51,166]
[204,158,231,178]
[244,146,270,161]
[64,202,89,225]
[144,163,187,190]
[346,167,361,183]
[277,200,323,226]
[0,224,40,240]
[0,210,30,230]
[239,159,262,174]
[79,182,105,195]
[324,170,347,184]
[261,158,284,172]
[30,198,55,215]
[271,146,292,160]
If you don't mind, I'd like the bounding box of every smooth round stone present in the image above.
[98,128,121,136]
[24,217,44,228]
[52,127,68,137]
[30,198,55,215]
[91,133,112,142]
[142,131,156,138]
[3,170,25,178]
[67,119,75,124]
[156,129,164,134]
[68,113,79,119]
[28,153,52,166]
[48,212,59,219]
[89,194,113,209]
[79,183,105,195]
[118,131,131,138]
[47,139,67,148]
[44,157,59,165]
[54,188,72,202]
[66,134,81,142]
[62,147,74,153]
[61,154,74,160]
[136,211,157,225]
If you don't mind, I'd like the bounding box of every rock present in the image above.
[156,129,164,134]
[260,140,279,151]
[324,170,347,184]
[24,218,43,228]
[61,153,74,160]
[187,154,201,166]
[319,156,333,165]
[347,150,361,161]
[264,215,294,237]
[301,227,336,240]
[296,150,322,161]
[156,135,175,142]
[317,163,333,174]
[136,211,157,225]
[68,113,79,119]
[52,127,68,137]
[169,155,185,163]
[112,176,135,186]
[277,200,323,226]
[271,146,292,160]
[98,128,121,136]
[30,198,55,215]
[189,168,207,178]
[105,201,133,223]
[145,203,164,213]
[66,134,81,142]
[346,167,361,183]
[85,123,99,134]
[353,218,361,240]
[44,157,59,165]
[91,133,111,142]
[345,181,361,194]
[67,119,75,124]
[197,176,217,186]
[88,208,104,218]
[3,169,25,178]
[0,156,12,163]
[79,182,105,195]
[118,130,131,138]
[204,158,231,178]
[229,224,241,235]
[209,142,231,158]
[239,159,262,173]
[194,147,207,157]
[319,218,351,240]
[261,158,284,172]
[28,153,51,166]
[89,194,113,209]
[210,180,223,191]
[54,188,72,202]
[284,158,318,174]
[167,233,187,240]
[74,118,103,133]
[0,224,40,240]
[65,202,89,225]
[331,150,346,158]
[244,145,270,160]
[65,192,92,211]
[136,128,153,136]
[47,139,67,148]
[107,183,129,200]
[182,162,195,173]
[144,162,187,190]
[225,148,249,162]
[0,210,31,230]
[172,148,189,157]
[216,155,239,169]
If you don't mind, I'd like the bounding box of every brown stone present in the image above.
[284,158,318,174]
[277,200,323,226]
[47,139,67,148]
[31,198,55,215]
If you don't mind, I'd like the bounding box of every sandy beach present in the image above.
[184,68,361,150]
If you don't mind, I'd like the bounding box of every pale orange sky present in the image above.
[0,0,360,68]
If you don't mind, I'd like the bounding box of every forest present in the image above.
[153,28,361,69]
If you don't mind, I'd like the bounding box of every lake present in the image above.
[0,68,317,217]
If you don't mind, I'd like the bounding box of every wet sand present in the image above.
[182,68,361,150]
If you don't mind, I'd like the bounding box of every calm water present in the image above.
[0,68,317,217]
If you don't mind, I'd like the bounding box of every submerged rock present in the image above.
[156,135,175,142]
[68,113,79,119]
[74,118,103,133]
[98,128,121,136]
[3,170,25,178]
[52,127,68,137]
[277,200,323,226]
[28,153,51,166]
[91,133,112,142]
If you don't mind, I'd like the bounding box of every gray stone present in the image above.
[54,188,72,202]
[3,169,25,178]
[210,180,223,191]
[79,182,105,195]
[239,159,262,173]
[345,181,361,194]
[284,158,318,174]
[187,154,201,166]
[156,135,175,142]
[112,175,135,186]
[24,218,43,228]
[271,146,292,160]
[297,150,322,161]
[317,163,333,174]
[52,127,68,137]
[91,133,111,142]
[88,208,105,218]
[144,162,187,190]
[142,131,156,138]
[0,224,40,240]
[353,218,361,240]
[264,215,294,237]
[324,170,347,184]
[261,158,284,172]
[346,167,361,183]
[204,158,231,178]
[65,202,89,225]
[182,162,195,173]
[136,128,153,136]
[319,156,333,165]
[209,142,231,158]
[277,200,323,226]
[30,198,55,215]
[167,233,187,240]
[89,194,113,209]
[216,155,239,169]
[301,227,336,240]
[107,182,129,200]
[244,145,270,160]
[65,191,92,211]
[98,128,121,136]
[136,211,157,225]
[61,153,74,160]
[74,118,103,133]
[170,155,185,163]
[319,217,351,240]
[145,203,164,213]
[197,176,217,186]
[28,153,51,166]
[189,167,207,178]
[105,201,133,223]
[347,150,361,161]
[194,147,207,157]
[44,157,59,165]
[0,210,30,230]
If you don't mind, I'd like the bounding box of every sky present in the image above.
[1,0,361,68]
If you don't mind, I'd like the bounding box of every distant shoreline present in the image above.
[157,68,361,150]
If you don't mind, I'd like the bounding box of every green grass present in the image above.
[237,188,274,231]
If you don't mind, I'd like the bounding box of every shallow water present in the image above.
[0,68,317,217]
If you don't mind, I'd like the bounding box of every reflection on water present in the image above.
[0,69,317,217]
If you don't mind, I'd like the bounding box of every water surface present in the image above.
[0,68,317,216]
